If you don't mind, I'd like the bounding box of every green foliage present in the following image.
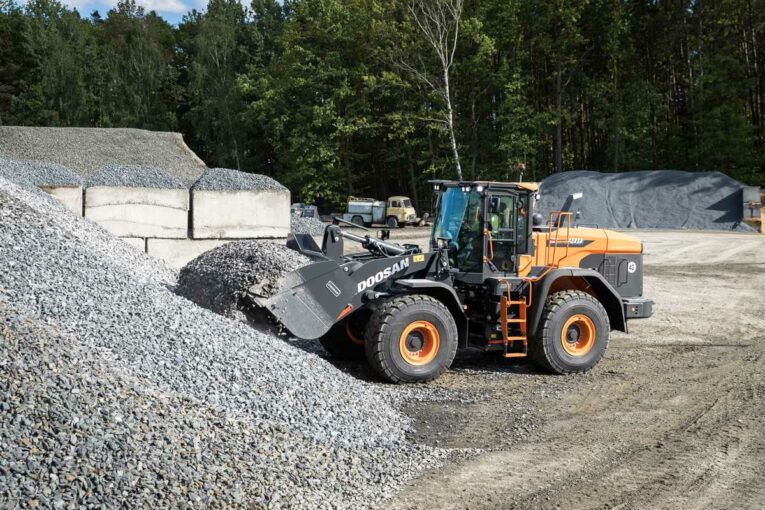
[0,0,762,206]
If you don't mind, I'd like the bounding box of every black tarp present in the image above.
[536,170,754,231]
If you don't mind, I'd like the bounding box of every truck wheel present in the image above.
[351,215,364,227]
[319,311,368,360]
[365,294,457,383]
[530,290,610,374]
[386,216,399,228]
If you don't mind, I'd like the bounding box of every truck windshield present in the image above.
[403,199,412,208]
[432,187,483,271]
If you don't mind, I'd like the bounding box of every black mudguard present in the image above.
[527,268,627,337]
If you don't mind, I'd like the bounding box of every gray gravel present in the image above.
[0,158,82,188]
[192,167,287,191]
[291,213,327,236]
[537,170,756,231]
[0,126,206,184]
[0,176,439,508]
[87,164,187,189]
[176,240,310,321]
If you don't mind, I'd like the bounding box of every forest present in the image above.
[0,0,763,211]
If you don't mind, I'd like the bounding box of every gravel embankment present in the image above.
[291,213,327,236]
[0,158,83,187]
[0,176,439,508]
[0,126,206,184]
[192,167,286,191]
[176,240,310,320]
[87,164,187,189]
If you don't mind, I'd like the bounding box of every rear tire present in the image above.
[386,216,399,228]
[365,294,457,383]
[351,215,364,227]
[530,290,610,374]
[319,311,368,360]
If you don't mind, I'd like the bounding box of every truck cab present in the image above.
[385,196,419,228]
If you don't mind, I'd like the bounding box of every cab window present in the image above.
[390,200,401,208]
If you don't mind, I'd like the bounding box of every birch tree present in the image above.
[404,0,465,180]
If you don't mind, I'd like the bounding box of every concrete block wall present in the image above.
[191,189,291,239]
[35,180,291,267]
[40,186,83,215]
[85,186,189,238]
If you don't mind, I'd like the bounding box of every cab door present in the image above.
[486,193,519,273]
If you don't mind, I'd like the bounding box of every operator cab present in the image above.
[431,181,537,281]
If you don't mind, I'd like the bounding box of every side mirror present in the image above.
[575,211,582,220]
[378,229,390,240]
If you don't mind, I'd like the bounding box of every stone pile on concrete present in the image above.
[0,126,206,184]
[191,168,291,239]
[0,175,440,508]
[537,170,755,231]
[85,164,190,239]
[291,212,327,236]
[0,158,83,213]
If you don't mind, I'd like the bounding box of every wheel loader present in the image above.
[253,180,653,383]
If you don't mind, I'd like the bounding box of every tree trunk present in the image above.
[444,73,463,180]
[470,97,478,180]
[554,64,563,173]
[407,147,420,213]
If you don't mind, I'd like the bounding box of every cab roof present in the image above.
[430,180,539,192]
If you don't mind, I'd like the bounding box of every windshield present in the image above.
[403,199,412,208]
[432,187,483,271]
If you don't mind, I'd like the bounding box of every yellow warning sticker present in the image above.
[413,254,425,263]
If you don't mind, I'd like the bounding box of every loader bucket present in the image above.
[251,259,355,340]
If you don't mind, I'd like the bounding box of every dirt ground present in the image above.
[378,228,765,510]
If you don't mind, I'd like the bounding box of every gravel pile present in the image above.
[0,126,206,184]
[291,213,327,236]
[0,177,437,508]
[0,176,174,284]
[537,170,755,231]
[87,164,187,189]
[192,167,286,191]
[176,241,310,321]
[0,158,82,188]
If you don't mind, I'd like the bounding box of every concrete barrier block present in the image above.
[40,185,83,216]
[146,238,232,268]
[85,186,189,238]
[121,237,146,252]
[191,189,290,239]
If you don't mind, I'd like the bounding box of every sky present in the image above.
[61,0,206,24]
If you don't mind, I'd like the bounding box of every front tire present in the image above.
[365,295,457,383]
[319,311,368,360]
[530,290,610,374]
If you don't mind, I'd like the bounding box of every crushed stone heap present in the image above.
[175,240,310,320]
[192,167,286,191]
[0,176,439,509]
[86,164,187,189]
[0,126,206,185]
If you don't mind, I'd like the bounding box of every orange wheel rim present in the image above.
[399,321,440,366]
[346,321,365,345]
[560,314,596,356]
